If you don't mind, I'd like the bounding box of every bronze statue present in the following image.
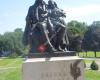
[23,0,69,54]
[47,0,69,51]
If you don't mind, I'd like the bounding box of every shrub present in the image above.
[8,53,18,58]
[90,60,99,70]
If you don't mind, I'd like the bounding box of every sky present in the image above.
[0,0,100,34]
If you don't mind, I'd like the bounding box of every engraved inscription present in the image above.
[39,63,69,80]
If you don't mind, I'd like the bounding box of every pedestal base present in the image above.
[22,56,84,80]
[28,51,76,58]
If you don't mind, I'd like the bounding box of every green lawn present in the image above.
[0,58,22,80]
[85,70,100,80]
[0,58,100,80]
[79,51,100,58]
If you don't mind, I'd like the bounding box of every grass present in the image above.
[0,67,21,80]
[0,58,100,80]
[79,51,100,58]
[0,58,22,80]
[85,70,100,80]
[0,58,22,68]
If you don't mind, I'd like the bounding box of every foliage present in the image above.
[8,53,19,58]
[0,28,26,57]
[85,70,100,80]
[79,52,100,58]
[67,20,88,51]
[82,21,100,57]
[90,60,99,70]
[67,20,87,36]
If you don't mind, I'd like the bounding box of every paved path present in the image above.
[82,57,100,60]
[83,58,100,70]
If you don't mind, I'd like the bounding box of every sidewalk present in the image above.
[83,58,100,70]
[82,57,100,60]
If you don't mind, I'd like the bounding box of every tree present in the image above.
[0,28,25,57]
[67,20,87,36]
[82,21,100,57]
[0,34,3,56]
[67,20,88,52]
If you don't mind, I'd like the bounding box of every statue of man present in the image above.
[23,0,55,53]
[47,0,69,51]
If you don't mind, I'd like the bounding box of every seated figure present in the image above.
[23,0,56,53]
[47,0,69,51]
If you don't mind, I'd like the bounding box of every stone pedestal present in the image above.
[22,56,84,80]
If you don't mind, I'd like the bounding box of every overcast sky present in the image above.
[0,0,100,34]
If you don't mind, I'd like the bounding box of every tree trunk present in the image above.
[77,52,79,56]
[86,51,87,57]
[94,51,96,57]
[83,52,84,58]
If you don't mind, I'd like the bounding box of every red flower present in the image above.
[38,44,46,53]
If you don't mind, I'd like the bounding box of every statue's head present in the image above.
[49,0,53,1]
[35,0,44,5]
[48,0,57,9]
[48,0,53,4]
[35,0,43,3]
[36,0,43,1]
